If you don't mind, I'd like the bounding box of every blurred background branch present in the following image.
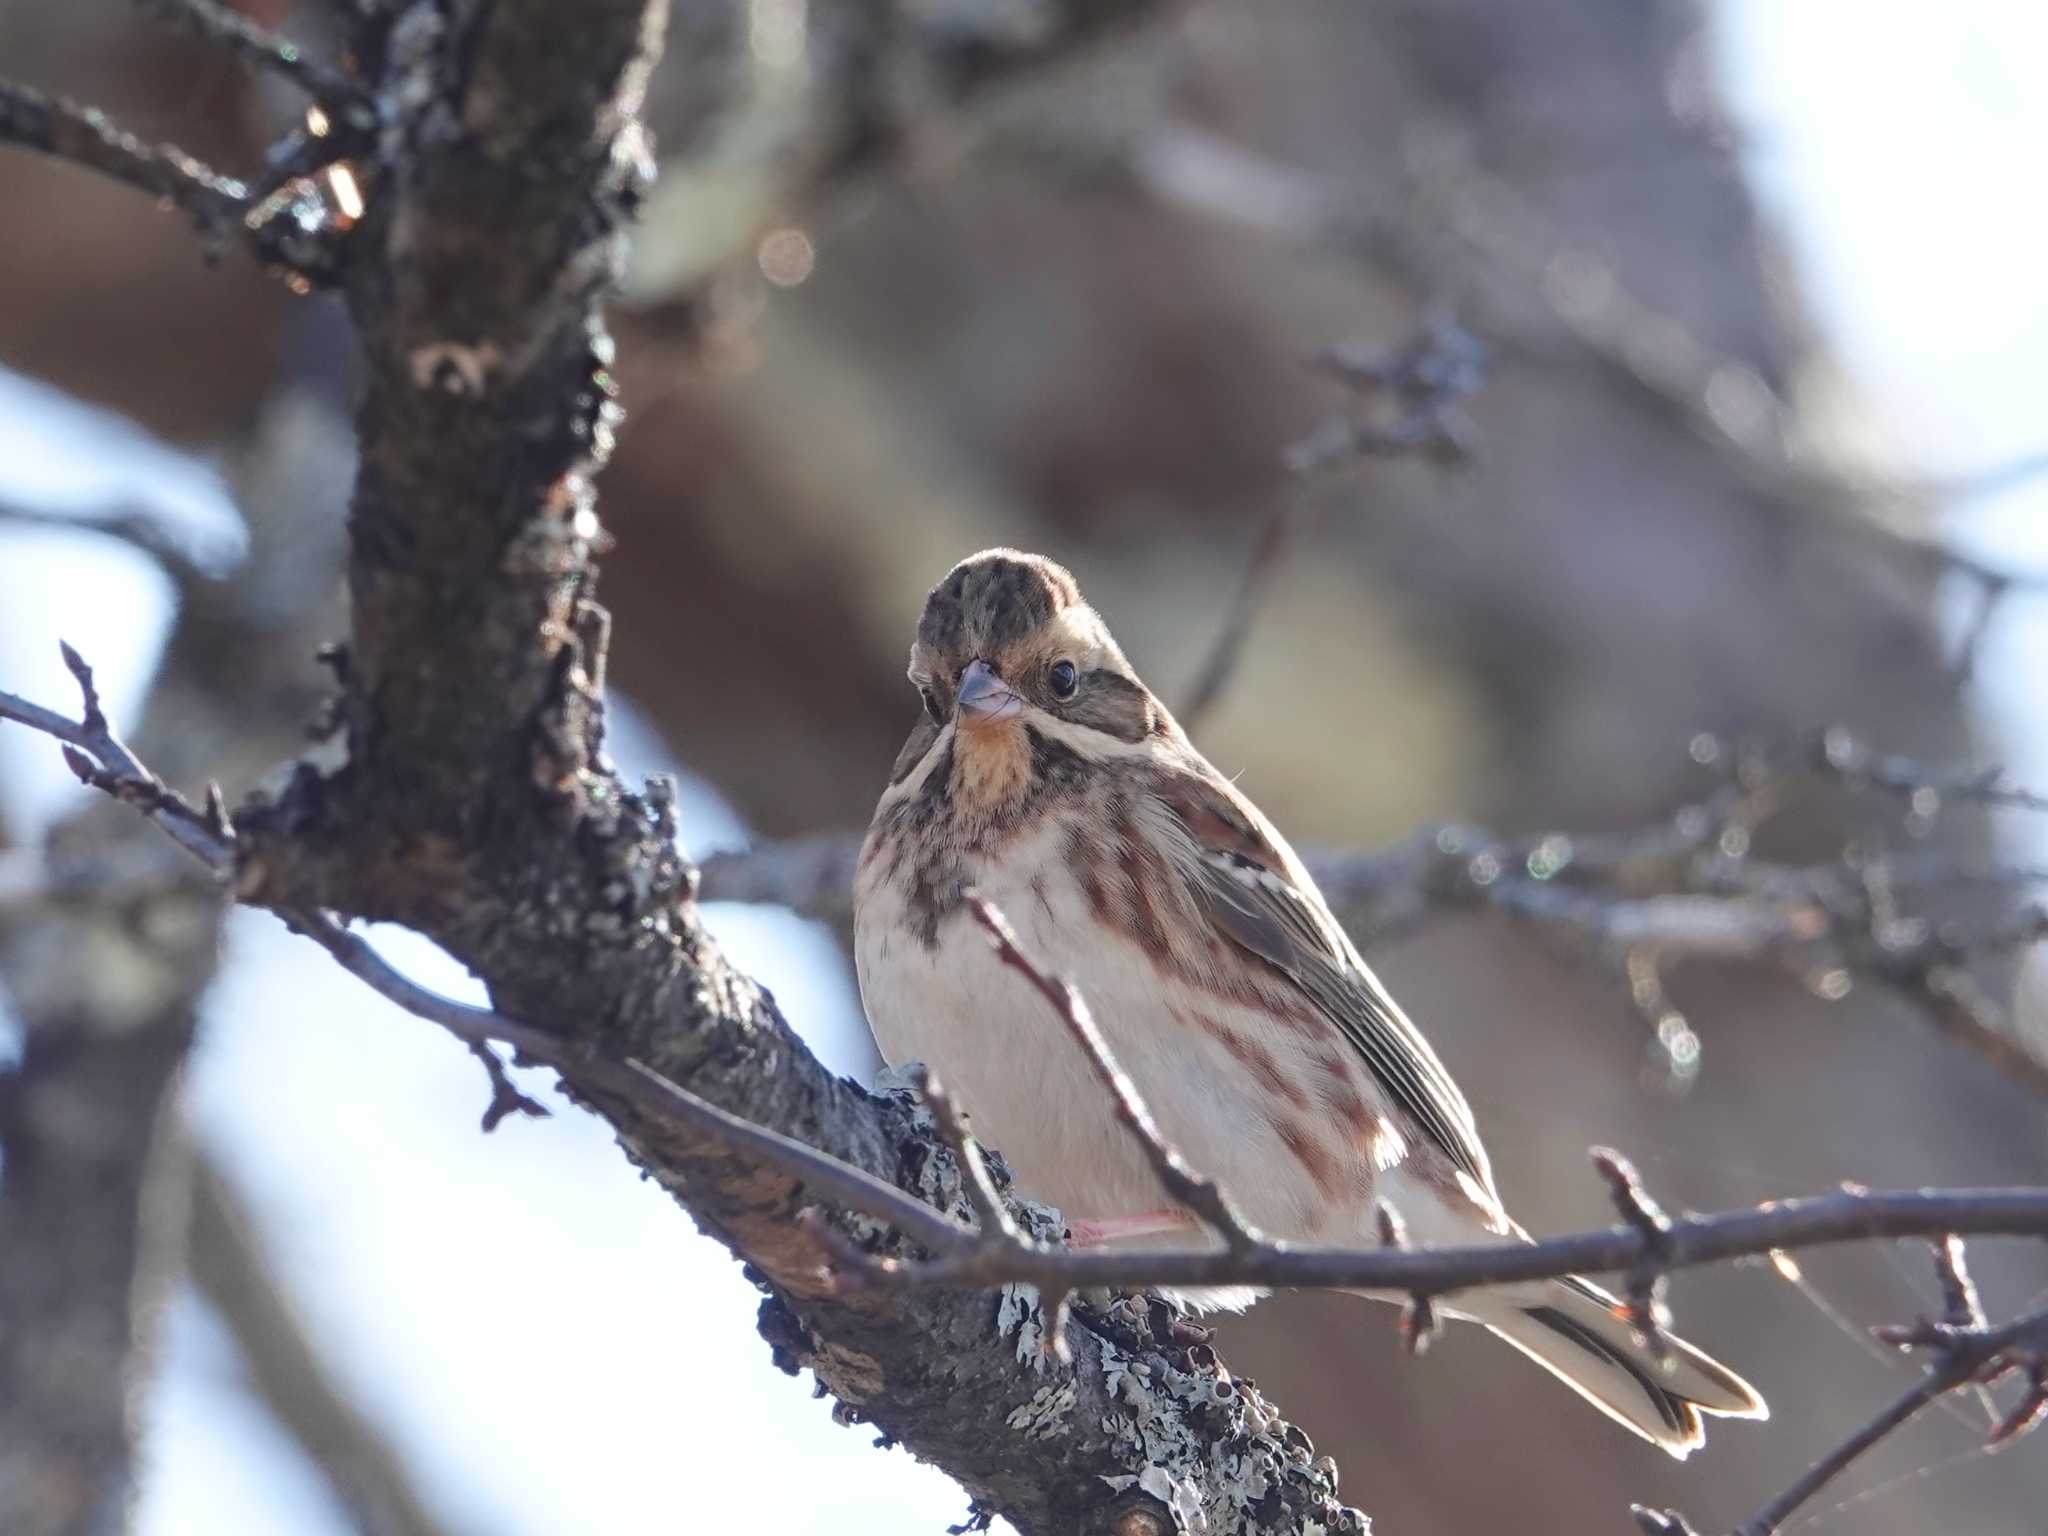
[185,1146,468,1536]
[702,725,2048,1097]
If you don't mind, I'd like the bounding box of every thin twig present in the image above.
[0,77,352,283]
[965,893,1265,1253]
[914,1066,1020,1245]
[0,651,554,1124]
[275,909,548,1056]
[467,1041,549,1133]
[614,1027,2048,1309]
[1732,1305,2048,1536]
[131,0,373,121]
[1179,318,1487,732]
[1591,1148,1675,1362]
[1374,1202,1440,1355]
[1638,1240,2048,1536]
[1178,495,1308,732]
[1815,728,2048,813]
[0,79,248,249]
[0,644,234,869]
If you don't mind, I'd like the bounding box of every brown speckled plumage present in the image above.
[854,549,1767,1456]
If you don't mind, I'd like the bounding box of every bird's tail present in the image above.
[1458,1275,1767,1458]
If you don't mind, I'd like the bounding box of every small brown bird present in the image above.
[853,548,1766,1455]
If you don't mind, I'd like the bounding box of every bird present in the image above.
[852,546,1766,1457]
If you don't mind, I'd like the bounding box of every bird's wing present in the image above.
[1157,768,1496,1195]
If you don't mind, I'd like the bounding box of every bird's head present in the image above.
[890,548,1174,786]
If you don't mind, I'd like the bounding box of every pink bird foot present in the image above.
[1064,1209,1197,1246]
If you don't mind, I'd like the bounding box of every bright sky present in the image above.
[7,6,2048,1532]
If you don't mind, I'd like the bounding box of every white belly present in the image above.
[854,817,1383,1243]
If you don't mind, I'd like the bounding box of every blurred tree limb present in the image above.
[1019,109,2048,689]
[186,1144,472,1536]
[0,371,347,1532]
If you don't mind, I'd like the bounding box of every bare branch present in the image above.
[0,57,360,284]
[1373,1202,1441,1356]
[1179,317,1488,731]
[1738,1309,2048,1535]
[0,644,234,870]
[1632,1233,2048,1536]
[0,78,249,243]
[1176,494,1307,733]
[0,658,549,1131]
[913,1065,1022,1246]
[130,0,372,121]
[467,1042,550,1133]
[1099,118,2048,698]
[697,833,864,917]
[1590,1148,1675,1362]
[1814,726,2048,813]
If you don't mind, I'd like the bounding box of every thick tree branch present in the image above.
[0,948,208,1536]
[0,332,358,1534]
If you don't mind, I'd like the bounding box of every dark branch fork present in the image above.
[1638,1241,2048,1536]
[7,654,2048,1535]
[0,2,369,278]
[1179,316,1488,732]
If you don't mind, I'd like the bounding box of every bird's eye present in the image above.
[919,686,943,724]
[1048,659,1079,700]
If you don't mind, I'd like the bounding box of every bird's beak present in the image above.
[955,659,1022,724]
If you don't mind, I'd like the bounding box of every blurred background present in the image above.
[3,1,2047,1531]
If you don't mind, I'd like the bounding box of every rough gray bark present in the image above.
[207,8,1355,1529]
[0,1,1362,1529]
